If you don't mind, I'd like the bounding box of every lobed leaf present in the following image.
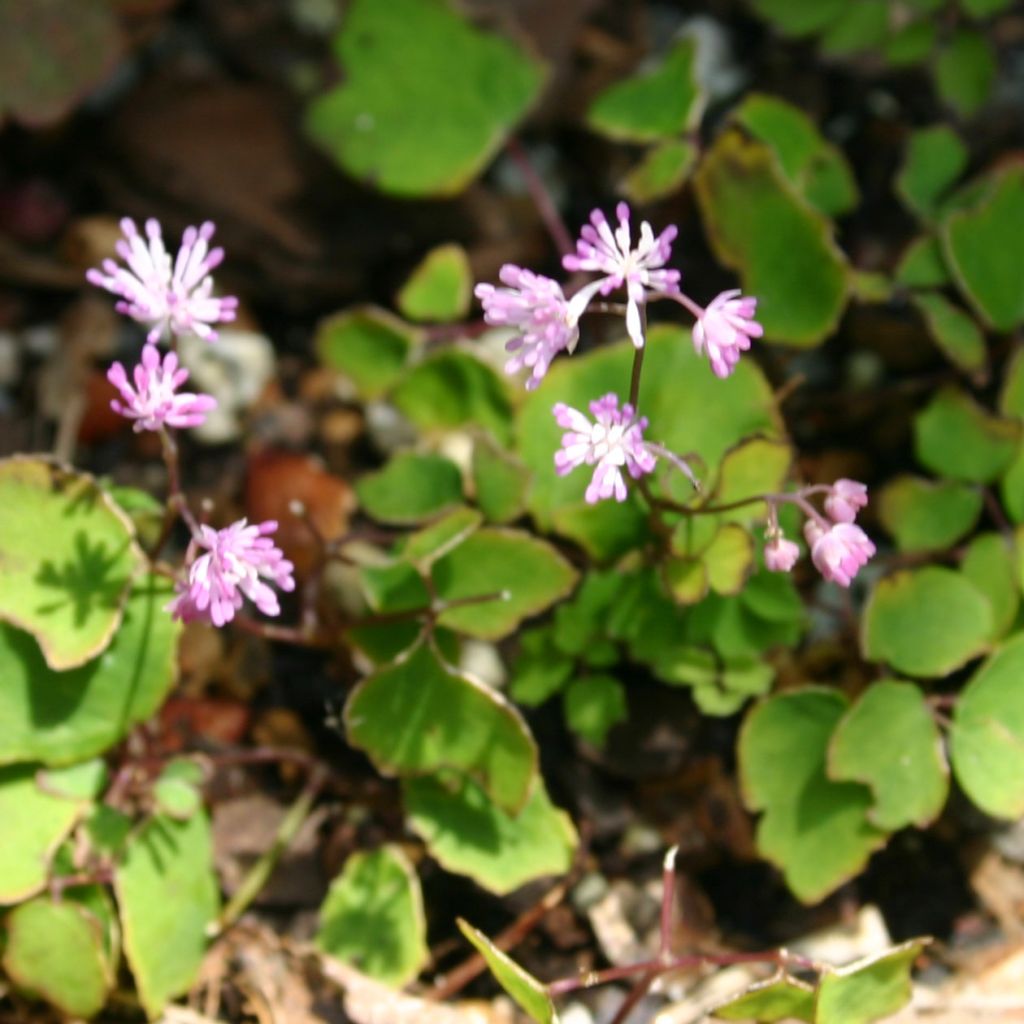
[305,0,546,196]
[345,641,537,812]
[739,689,886,903]
[405,773,576,895]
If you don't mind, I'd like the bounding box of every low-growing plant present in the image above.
[3,1,1024,1021]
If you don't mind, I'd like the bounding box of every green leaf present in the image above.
[620,139,697,204]
[0,0,121,127]
[317,845,428,987]
[315,306,418,399]
[739,689,886,903]
[586,38,703,142]
[153,760,203,821]
[399,507,483,567]
[1002,448,1024,523]
[942,166,1024,330]
[357,452,464,525]
[0,575,181,766]
[815,939,928,1024]
[732,94,858,217]
[657,647,775,716]
[876,475,982,553]
[828,681,948,830]
[748,0,847,36]
[432,527,578,640]
[509,628,575,706]
[895,236,951,289]
[896,125,969,222]
[914,388,1021,483]
[951,633,1024,818]
[115,813,220,1018]
[305,0,546,196]
[710,436,793,520]
[662,556,709,605]
[711,972,815,1022]
[473,435,530,524]
[563,674,627,746]
[0,764,85,904]
[862,567,992,677]
[458,920,557,1024]
[934,30,996,117]
[703,524,755,596]
[107,484,165,551]
[345,641,536,811]
[2,897,112,1017]
[1000,345,1024,418]
[819,0,888,55]
[393,350,514,444]
[405,773,576,895]
[885,20,937,65]
[397,244,472,323]
[0,457,143,670]
[693,131,849,346]
[961,532,1019,639]
[518,327,780,555]
[911,292,987,376]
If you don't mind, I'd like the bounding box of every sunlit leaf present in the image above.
[317,846,428,987]
[396,244,472,323]
[0,457,143,670]
[305,0,546,196]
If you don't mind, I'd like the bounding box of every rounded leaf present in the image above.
[396,244,472,323]
[405,774,576,895]
[345,641,537,812]
[828,681,948,830]
[305,0,546,196]
[862,567,992,677]
[739,689,886,903]
[0,575,181,766]
[0,457,143,670]
[952,633,1024,818]
[317,846,428,987]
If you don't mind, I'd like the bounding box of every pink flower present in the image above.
[692,290,763,379]
[87,217,238,344]
[167,519,296,627]
[562,203,680,348]
[825,478,869,524]
[804,520,875,588]
[553,393,656,503]
[475,266,585,389]
[107,344,216,432]
[764,535,800,573]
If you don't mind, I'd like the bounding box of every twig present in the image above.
[430,879,571,1001]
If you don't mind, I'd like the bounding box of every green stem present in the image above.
[215,765,327,933]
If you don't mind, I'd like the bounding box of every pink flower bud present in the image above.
[764,535,800,573]
[804,520,875,588]
[824,478,869,524]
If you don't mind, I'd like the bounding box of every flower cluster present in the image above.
[475,202,761,390]
[765,479,875,588]
[88,217,294,628]
[167,520,296,627]
[88,218,238,344]
[107,345,216,433]
[554,394,656,503]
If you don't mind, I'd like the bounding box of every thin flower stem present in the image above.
[215,764,327,934]
[232,614,326,648]
[50,866,114,899]
[661,290,705,321]
[547,948,819,998]
[506,136,574,258]
[645,443,701,492]
[628,306,648,409]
